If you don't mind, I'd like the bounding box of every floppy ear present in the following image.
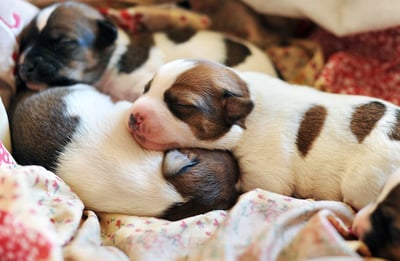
[96,19,117,47]
[224,94,254,128]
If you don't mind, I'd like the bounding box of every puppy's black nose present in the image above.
[19,56,44,78]
[129,113,139,130]
[19,61,36,78]
[19,56,56,81]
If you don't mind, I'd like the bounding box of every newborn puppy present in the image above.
[10,84,239,220]
[127,59,400,257]
[17,2,276,101]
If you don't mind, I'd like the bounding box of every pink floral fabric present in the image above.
[95,190,361,260]
[0,142,15,166]
[0,142,83,261]
[0,139,365,260]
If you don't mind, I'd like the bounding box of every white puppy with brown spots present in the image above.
[127,59,400,260]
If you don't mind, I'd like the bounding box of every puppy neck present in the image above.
[106,28,130,71]
[94,28,130,89]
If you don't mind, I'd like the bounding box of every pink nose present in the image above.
[129,113,143,131]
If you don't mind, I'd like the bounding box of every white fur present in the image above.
[96,29,277,102]
[234,72,400,209]
[153,32,275,75]
[129,60,400,212]
[56,85,184,216]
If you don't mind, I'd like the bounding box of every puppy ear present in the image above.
[96,19,117,47]
[224,94,254,128]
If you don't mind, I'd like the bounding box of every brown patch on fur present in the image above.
[10,88,79,171]
[350,101,386,143]
[224,38,251,67]
[296,105,327,157]
[119,32,155,73]
[164,60,253,140]
[161,148,239,221]
[165,28,196,44]
[388,109,400,140]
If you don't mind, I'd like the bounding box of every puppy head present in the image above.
[161,148,240,220]
[352,173,400,260]
[17,2,117,90]
[127,59,254,151]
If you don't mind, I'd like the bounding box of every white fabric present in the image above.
[241,0,400,36]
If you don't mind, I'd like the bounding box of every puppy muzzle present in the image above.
[19,56,57,83]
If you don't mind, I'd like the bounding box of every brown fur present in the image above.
[118,33,154,73]
[161,148,240,220]
[224,38,251,67]
[10,88,79,171]
[389,110,400,141]
[296,105,327,157]
[350,101,386,143]
[164,62,253,140]
[165,27,197,44]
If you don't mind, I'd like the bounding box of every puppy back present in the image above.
[10,88,79,170]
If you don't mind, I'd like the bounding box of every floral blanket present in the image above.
[0,142,378,260]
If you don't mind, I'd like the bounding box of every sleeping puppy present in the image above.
[10,84,239,221]
[17,2,276,102]
[127,59,400,258]
[352,170,400,260]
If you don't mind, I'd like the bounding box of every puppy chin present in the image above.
[130,131,178,151]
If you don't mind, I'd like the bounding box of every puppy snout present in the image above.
[19,61,36,79]
[129,113,143,131]
[19,57,56,81]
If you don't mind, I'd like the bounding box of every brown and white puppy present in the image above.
[127,59,400,258]
[352,171,400,260]
[10,84,239,221]
[17,2,276,102]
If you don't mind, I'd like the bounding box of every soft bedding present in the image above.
[1,143,371,260]
[2,0,400,260]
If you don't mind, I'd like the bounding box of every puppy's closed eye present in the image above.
[49,36,79,51]
[163,150,199,177]
[143,78,153,94]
